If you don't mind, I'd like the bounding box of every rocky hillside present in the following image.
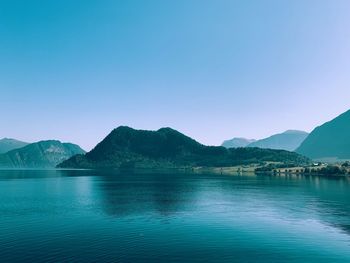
[0,140,85,168]
[0,138,29,154]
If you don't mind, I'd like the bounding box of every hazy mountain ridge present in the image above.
[58,126,310,169]
[221,138,256,148]
[297,110,350,160]
[0,140,86,168]
[0,138,29,154]
[246,130,309,151]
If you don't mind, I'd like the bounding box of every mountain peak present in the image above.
[1,138,17,141]
[246,130,309,151]
[157,127,178,133]
[0,138,29,154]
[112,126,135,133]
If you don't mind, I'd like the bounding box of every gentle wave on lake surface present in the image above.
[0,170,350,262]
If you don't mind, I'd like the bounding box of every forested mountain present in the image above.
[58,126,310,169]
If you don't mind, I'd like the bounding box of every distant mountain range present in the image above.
[297,110,350,160]
[0,138,29,154]
[58,126,309,169]
[246,130,309,151]
[221,109,350,161]
[0,140,85,168]
[221,138,256,148]
[221,130,308,151]
[4,108,350,168]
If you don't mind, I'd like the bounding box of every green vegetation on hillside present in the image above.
[58,126,310,169]
[255,162,350,176]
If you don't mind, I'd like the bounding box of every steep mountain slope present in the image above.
[58,126,310,169]
[221,138,256,148]
[0,140,85,168]
[297,110,350,159]
[247,130,309,151]
[0,138,29,154]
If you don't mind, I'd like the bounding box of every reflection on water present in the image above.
[94,172,199,217]
[0,169,350,262]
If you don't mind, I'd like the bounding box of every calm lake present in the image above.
[1,170,350,262]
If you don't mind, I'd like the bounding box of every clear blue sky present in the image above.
[1,0,349,150]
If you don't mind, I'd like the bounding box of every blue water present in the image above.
[1,170,350,262]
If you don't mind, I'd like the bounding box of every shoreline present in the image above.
[1,166,349,177]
